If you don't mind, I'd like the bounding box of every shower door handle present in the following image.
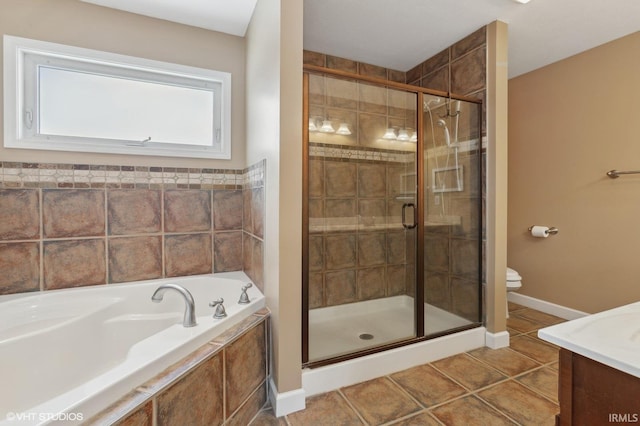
[401,203,417,229]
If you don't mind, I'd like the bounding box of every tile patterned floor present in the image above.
[251,303,564,426]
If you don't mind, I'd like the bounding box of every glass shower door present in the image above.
[305,73,418,363]
[422,96,483,335]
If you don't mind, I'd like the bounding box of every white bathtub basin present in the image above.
[539,301,640,378]
[0,272,265,426]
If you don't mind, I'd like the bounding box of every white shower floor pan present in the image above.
[308,295,473,362]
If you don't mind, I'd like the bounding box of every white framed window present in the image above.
[3,35,232,159]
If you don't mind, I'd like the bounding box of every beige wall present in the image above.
[508,32,640,313]
[246,0,303,393]
[0,0,246,169]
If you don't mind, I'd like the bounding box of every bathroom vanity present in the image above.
[539,302,640,425]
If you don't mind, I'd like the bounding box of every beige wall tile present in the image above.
[303,50,325,67]
[226,382,267,426]
[421,67,449,93]
[357,266,386,300]
[113,400,152,426]
[109,236,162,283]
[452,26,486,60]
[325,234,356,270]
[450,238,479,278]
[325,162,357,197]
[326,55,357,73]
[44,239,106,289]
[326,77,358,109]
[212,190,243,231]
[357,233,386,267]
[250,188,264,239]
[0,242,39,294]
[165,233,212,277]
[43,189,105,238]
[386,231,406,264]
[451,47,486,95]
[386,265,406,296]
[108,189,161,235]
[425,271,451,310]
[214,231,243,273]
[425,234,449,272]
[156,352,224,426]
[164,190,211,233]
[325,199,356,218]
[359,62,387,79]
[250,237,264,290]
[422,49,450,76]
[309,235,324,272]
[451,276,481,321]
[358,164,386,198]
[325,270,356,305]
[308,272,324,309]
[358,83,387,114]
[0,189,39,240]
[225,323,267,415]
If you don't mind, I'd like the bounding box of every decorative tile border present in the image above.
[309,143,415,163]
[243,159,266,189]
[0,161,265,190]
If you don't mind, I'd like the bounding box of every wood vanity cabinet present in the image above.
[557,348,640,425]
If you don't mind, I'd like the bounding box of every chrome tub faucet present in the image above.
[151,283,197,327]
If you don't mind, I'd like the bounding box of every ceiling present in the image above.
[82,0,639,78]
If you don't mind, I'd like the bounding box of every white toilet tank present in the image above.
[506,267,522,290]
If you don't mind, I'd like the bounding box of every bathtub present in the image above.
[0,272,265,426]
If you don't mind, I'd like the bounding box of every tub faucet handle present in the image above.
[238,283,253,304]
[209,298,227,319]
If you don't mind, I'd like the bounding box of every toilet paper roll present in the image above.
[530,226,549,238]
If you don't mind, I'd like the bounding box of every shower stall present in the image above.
[303,67,483,366]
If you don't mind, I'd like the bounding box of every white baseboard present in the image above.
[302,327,486,397]
[268,377,305,417]
[508,292,588,320]
[485,330,510,348]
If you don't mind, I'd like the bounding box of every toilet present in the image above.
[506,267,523,317]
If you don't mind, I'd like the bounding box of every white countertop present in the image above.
[538,301,640,378]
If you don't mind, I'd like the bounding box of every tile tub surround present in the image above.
[0,160,265,295]
[87,309,270,426]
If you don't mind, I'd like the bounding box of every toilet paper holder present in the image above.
[528,226,559,235]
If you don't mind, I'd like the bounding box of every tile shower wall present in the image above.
[0,160,265,295]
[308,145,415,308]
[304,54,418,308]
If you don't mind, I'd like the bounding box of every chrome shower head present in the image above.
[436,119,451,146]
